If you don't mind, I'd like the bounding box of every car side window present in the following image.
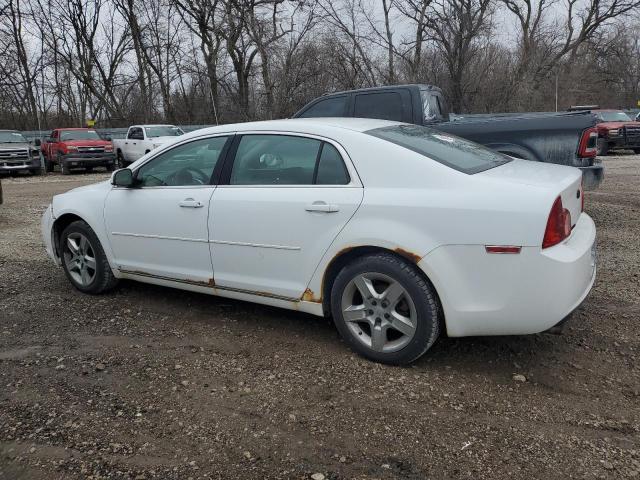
[315,143,350,185]
[230,135,321,185]
[128,128,143,140]
[354,92,403,121]
[136,136,228,187]
[297,96,348,118]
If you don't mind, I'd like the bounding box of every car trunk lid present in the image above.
[479,159,583,227]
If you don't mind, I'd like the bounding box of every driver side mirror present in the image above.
[112,168,134,187]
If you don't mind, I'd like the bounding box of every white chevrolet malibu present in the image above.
[41,118,596,364]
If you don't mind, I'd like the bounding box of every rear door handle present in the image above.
[179,198,204,208]
[305,201,339,213]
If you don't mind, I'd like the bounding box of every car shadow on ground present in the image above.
[111,278,557,376]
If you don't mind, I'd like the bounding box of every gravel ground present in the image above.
[0,156,639,480]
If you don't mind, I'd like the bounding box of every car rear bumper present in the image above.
[0,157,41,172]
[579,164,604,190]
[419,212,597,337]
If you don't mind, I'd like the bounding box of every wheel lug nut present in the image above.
[371,301,377,306]
[368,310,374,315]
[384,313,390,319]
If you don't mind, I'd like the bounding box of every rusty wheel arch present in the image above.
[319,245,430,316]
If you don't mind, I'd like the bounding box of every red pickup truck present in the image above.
[41,128,116,175]
[592,109,640,155]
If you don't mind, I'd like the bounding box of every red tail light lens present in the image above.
[542,196,571,249]
[578,127,598,158]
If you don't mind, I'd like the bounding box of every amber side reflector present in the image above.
[485,246,522,254]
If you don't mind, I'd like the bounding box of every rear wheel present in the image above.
[29,168,41,176]
[60,220,118,294]
[45,156,54,173]
[106,163,115,172]
[633,148,640,154]
[331,253,441,365]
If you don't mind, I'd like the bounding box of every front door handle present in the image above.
[305,201,339,213]
[179,198,204,208]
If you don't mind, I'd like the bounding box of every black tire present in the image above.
[633,148,640,154]
[596,138,608,156]
[116,150,125,168]
[58,154,70,175]
[45,157,54,173]
[60,220,118,294]
[330,252,441,365]
[106,163,115,172]
[29,168,42,176]
[86,167,94,173]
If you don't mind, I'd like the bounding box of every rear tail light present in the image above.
[542,196,571,249]
[578,127,598,158]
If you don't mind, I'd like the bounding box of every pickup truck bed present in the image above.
[293,84,603,189]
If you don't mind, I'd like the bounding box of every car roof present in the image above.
[56,128,96,131]
[184,118,401,139]
[134,124,178,127]
[0,129,20,133]
[593,109,625,113]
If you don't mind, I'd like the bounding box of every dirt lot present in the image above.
[0,156,639,480]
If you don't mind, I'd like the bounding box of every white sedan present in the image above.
[41,118,596,364]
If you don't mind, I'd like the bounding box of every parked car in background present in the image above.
[41,128,115,175]
[591,110,640,155]
[42,118,596,365]
[0,130,42,176]
[293,85,603,189]
[112,124,184,167]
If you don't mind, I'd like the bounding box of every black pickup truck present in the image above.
[293,85,603,189]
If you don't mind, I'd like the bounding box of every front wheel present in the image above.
[60,220,118,294]
[331,253,441,365]
[59,154,70,175]
[596,138,608,156]
[633,148,640,154]
[116,151,125,168]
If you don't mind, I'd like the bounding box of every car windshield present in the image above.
[60,130,101,141]
[597,112,632,122]
[145,126,184,138]
[0,131,27,143]
[366,124,511,174]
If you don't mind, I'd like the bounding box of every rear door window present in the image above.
[298,96,348,118]
[354,92,403,122]
[366,124,511,174]
[315,143,350,185]
[229,135,351,186]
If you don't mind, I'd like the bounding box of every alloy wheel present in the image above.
[341,272,417,353]
[63,232,97,287]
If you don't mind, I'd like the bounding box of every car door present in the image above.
[104,134,231,283]
[209,133,363,300]
[124,127,144,161]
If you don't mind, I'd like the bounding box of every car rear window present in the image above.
[366,124,511,174]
